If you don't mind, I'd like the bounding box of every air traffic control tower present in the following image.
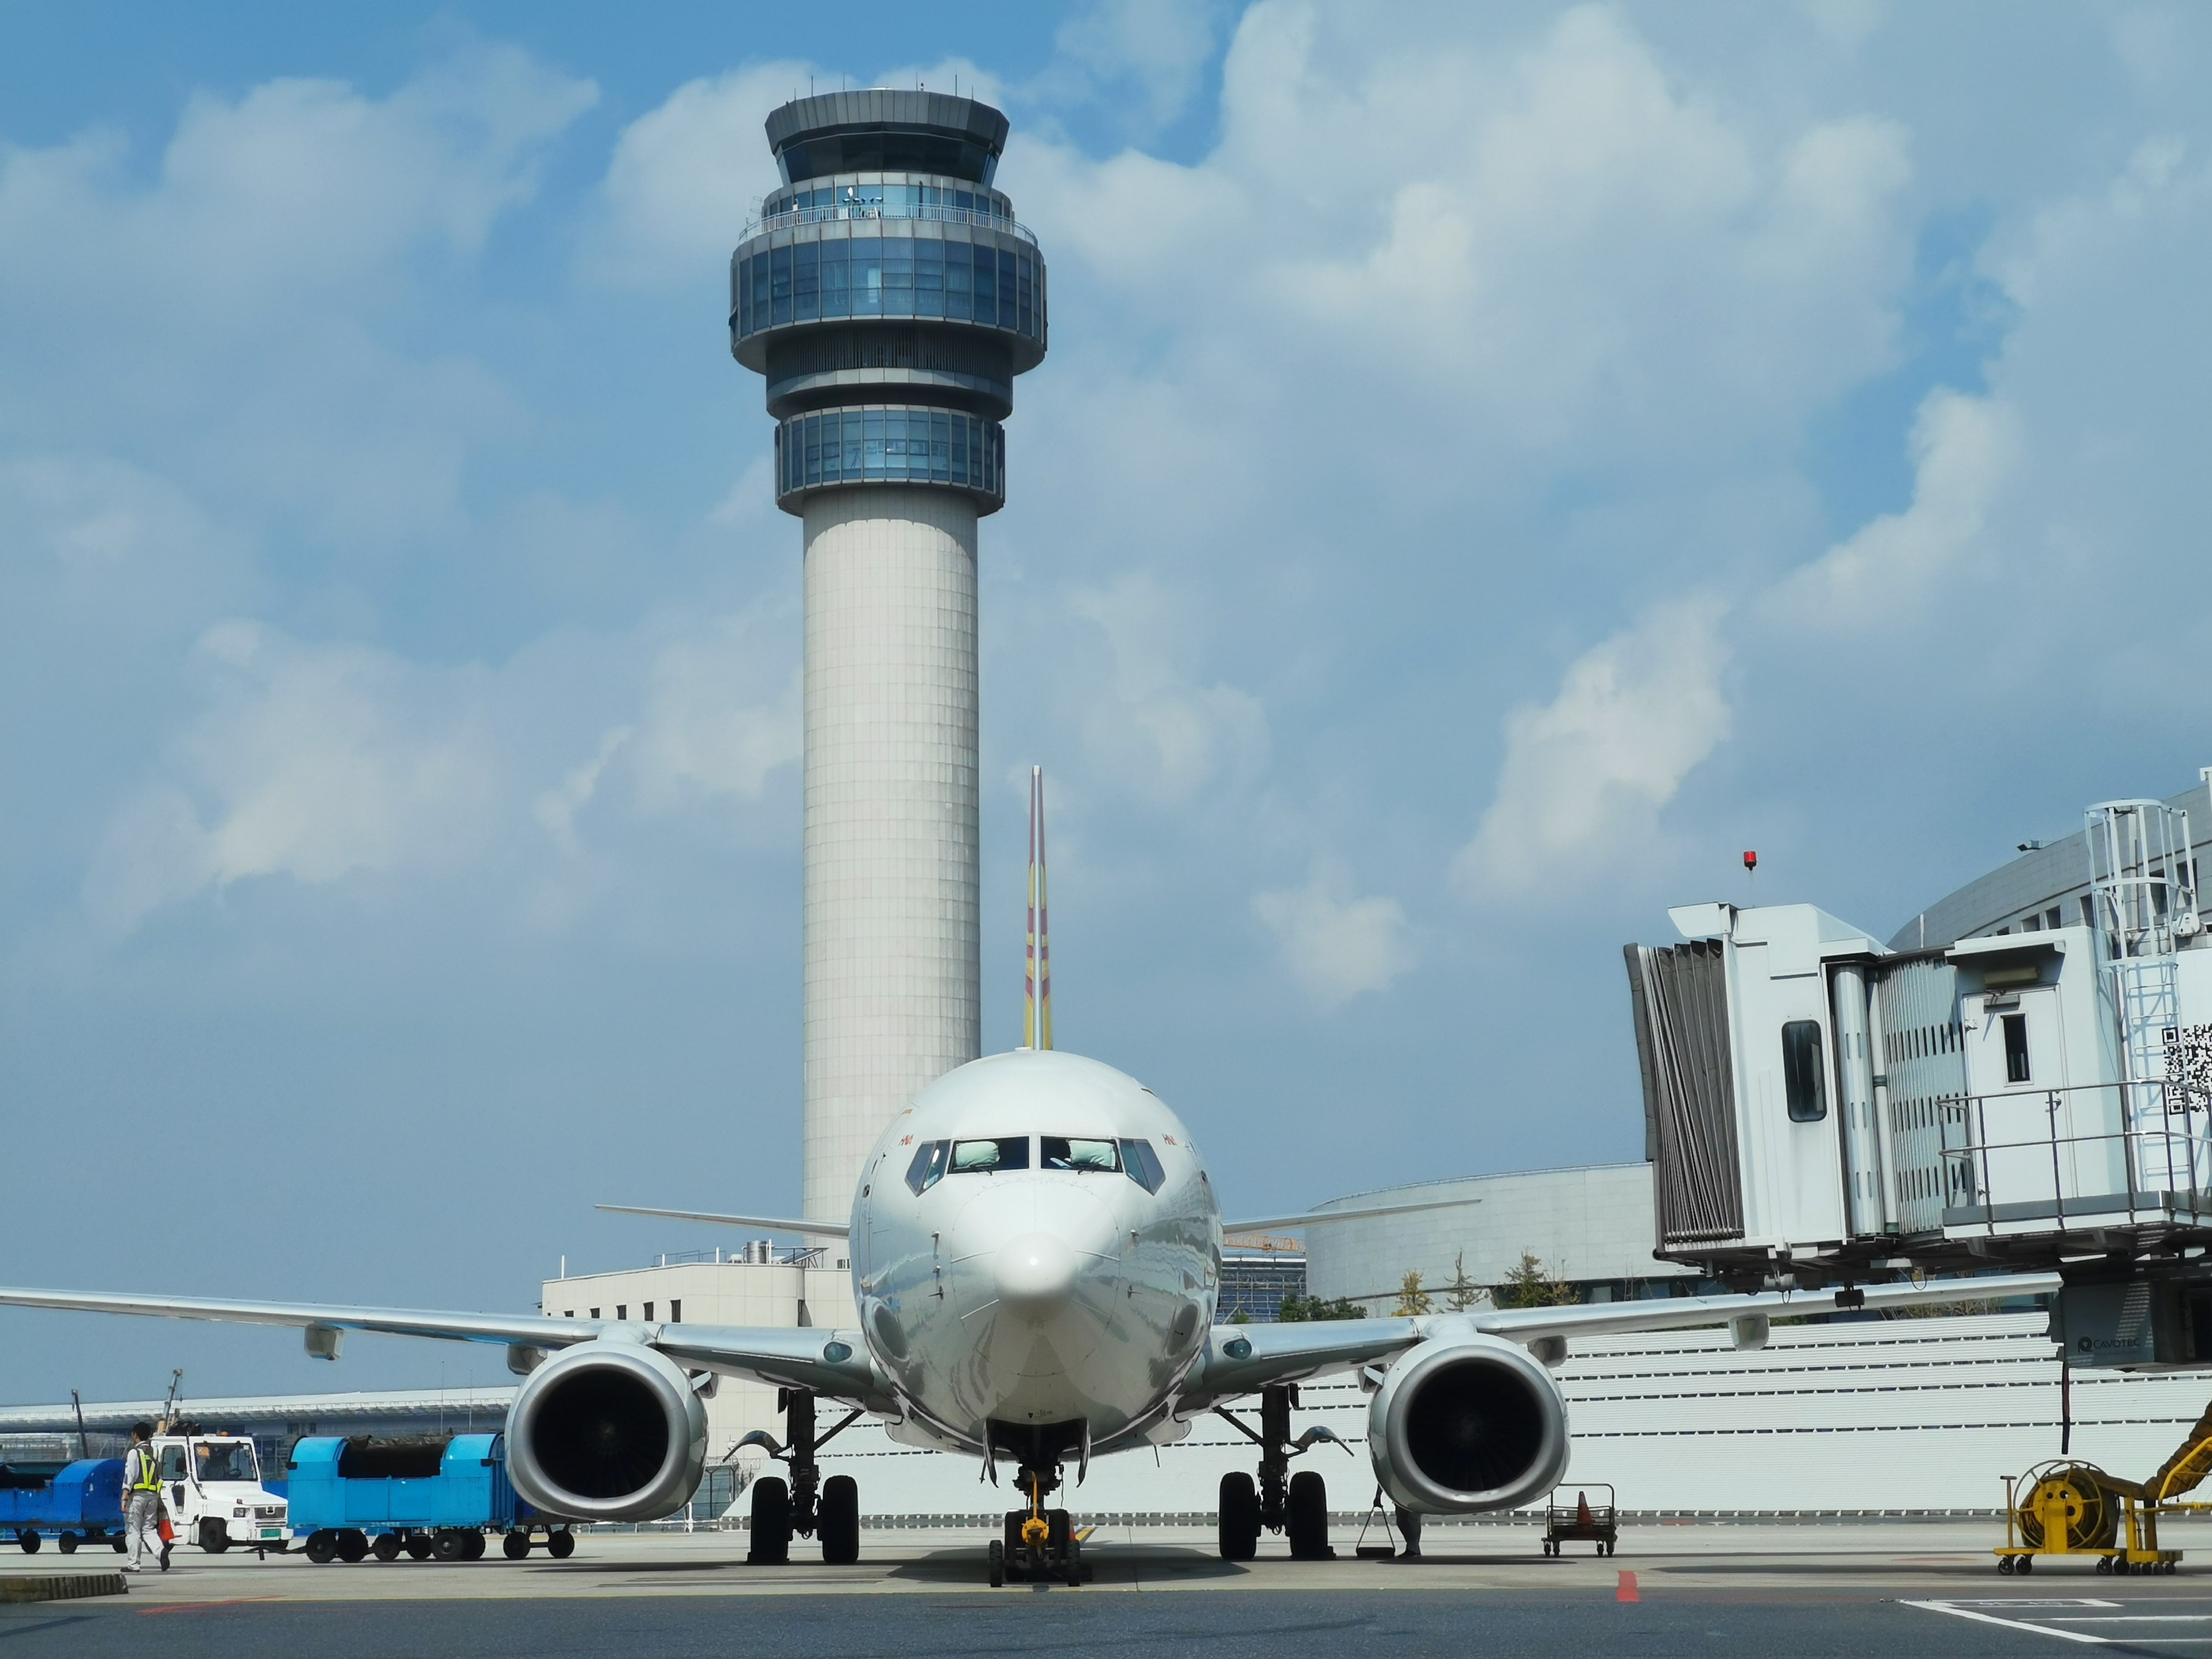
[731,93,1047,1220]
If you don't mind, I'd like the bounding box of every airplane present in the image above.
[0,770,2060,1583]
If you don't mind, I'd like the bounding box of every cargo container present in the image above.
[284,1433,573,1563]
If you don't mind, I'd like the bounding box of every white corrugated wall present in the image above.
[811,1313,2212,1518]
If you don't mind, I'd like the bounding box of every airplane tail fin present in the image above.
[1025,766,1053,1050]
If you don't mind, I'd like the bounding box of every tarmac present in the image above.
[14,1520,2212,1653]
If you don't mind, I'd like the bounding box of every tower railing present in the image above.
[740,201,1037,245]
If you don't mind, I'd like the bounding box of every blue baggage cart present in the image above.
[285,1434,574,1563]
[1,1460,126,1555]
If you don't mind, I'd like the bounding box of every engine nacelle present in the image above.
[1368,1334,1570,1513]
[506,1339,708,1523]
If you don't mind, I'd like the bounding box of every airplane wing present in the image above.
[0,1286,892,1410]
[1219,1197,1483,1233]
[1181,1270,2060,1407]
[595,1204,850,1238]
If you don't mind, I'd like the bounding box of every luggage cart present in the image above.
[1543,1484,1618,1557]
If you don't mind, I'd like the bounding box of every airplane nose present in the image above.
[994,1232,1079,1325]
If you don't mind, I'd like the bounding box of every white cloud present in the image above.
[85,623,500,933]
[1051,0,1222,130]
[589,64,803,286]
[1022,4,1914,470]
[1763,387,2017,629]
[631,614,802,812]
[1252,875,1413,1008]
[534,725,632,852]
[0,49,594,546]
[1070,575,1268,807]
[1455,598,1732,897]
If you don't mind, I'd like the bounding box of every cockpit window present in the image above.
[904,1140,950,1195]
[1119,1138,1165,1194]
[1042,1137,1119,1173]
[950,1136,1030,1174]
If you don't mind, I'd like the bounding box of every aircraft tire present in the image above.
[1218,1472,1260,1561]
[988,1538,1005,1587]
[748,1476,791,1564]
[819,1475,860,1565]
[546,1529,575,1560]
[1287,1470,1330,1560]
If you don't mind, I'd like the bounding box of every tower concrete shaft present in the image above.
[731,92,1048,1219]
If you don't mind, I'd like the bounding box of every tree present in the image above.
[1493,1250,1578,1310]
[1443,1250,1486,1312]
[1279,1293,1366,1322]
[1393,1270,1434,1316]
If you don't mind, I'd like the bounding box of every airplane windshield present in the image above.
[194,1442,258,1483]
[905,1139,950,1195]
[1119,1138,1165,1194]
[1041,1137,1119,1173]
[950,1136,1030,1173]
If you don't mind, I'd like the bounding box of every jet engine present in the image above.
[1367,1334,1570,1513]
[505,1339,708,1523]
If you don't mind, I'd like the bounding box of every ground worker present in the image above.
[121,1421,167,1572]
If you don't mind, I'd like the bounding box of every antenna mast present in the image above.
[1027,768,1053,1050]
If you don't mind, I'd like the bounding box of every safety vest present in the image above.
[128,1446,161,1492]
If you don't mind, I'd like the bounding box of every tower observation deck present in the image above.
[730,92,1048,1220]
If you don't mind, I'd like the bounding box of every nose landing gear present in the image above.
[1214,1383,1349,1561]
[984,1421,1091,1586]
[997,1469,1085,1585]
[737,1387,865,1566]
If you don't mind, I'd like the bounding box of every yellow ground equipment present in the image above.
[1996,1461,2178,1575]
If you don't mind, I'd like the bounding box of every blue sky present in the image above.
[4,0,2211,1403]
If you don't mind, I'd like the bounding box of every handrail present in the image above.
[739,202,1039,247]
[1934,1076,2208,1232]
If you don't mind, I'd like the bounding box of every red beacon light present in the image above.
[1742,850,1758,874]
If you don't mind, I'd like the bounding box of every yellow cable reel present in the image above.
[2015,1462,2121,1552]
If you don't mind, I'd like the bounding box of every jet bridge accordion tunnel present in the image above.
[1624,900,2212,1303]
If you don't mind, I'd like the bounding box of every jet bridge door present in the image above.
[1626,939,1744,1246]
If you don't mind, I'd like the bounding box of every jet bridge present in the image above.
[1626,799,2212,1370]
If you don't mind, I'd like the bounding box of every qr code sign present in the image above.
[2163,1024,2212,1113]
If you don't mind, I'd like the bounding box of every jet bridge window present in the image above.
[1119,1138,1165,1193]
[905,1139,950,1195]
[1042,1136,1119,1173]
[950,1136,1030,1174]
[1781,1020,1827,1122]
[2003,1013,2031,1084]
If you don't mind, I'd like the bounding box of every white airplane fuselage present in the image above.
[849,1048,1221,1460]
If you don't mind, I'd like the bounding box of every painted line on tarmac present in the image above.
[1904,1601,2108,1644]
[137,1598,284,1616]
[1616,1572,1638,1602]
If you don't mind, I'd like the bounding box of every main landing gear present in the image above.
[1214,1383,1347,1562]
[738,1388,865,1566]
